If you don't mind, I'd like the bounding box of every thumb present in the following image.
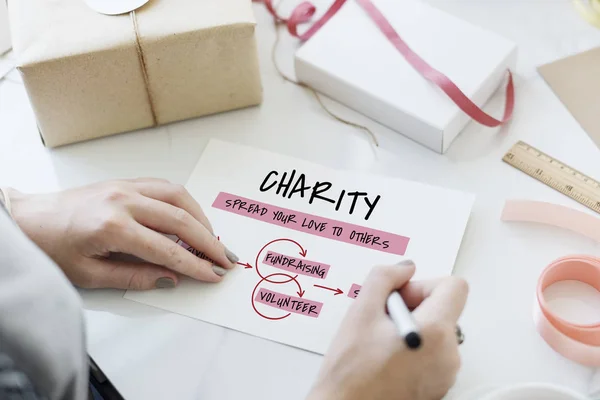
[85,259,179,290]
[358,260,416,312]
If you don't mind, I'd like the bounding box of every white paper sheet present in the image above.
[0,0,11,55]
[124,140,475,354]
[590,369,600,398]
[0,51,15,79]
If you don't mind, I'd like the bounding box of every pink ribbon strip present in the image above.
[502,200,600,366]
[254,0,514,127]
[502,200,600,242]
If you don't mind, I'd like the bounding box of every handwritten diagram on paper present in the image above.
[124,140,475,354]
[208,191,408,321]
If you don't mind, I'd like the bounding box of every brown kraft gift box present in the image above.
[8,0,263,147]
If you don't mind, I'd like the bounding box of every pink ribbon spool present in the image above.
[503,200,600,366]
[535,255,600,366]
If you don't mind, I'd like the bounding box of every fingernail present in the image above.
[155,277,176,289]
[225,247,239,264]
[212,265,228,276]
[397,259,415,267]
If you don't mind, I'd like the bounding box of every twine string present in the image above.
[130,10,158,126]
[270,17,379,146]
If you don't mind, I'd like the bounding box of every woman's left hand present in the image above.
[7,178,238,290]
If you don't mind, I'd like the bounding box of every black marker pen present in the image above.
[387,291,422,349]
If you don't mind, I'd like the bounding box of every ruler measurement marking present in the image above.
[502,141,600,214]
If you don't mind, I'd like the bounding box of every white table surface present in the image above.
[1,1,600,399]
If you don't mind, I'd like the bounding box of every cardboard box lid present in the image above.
[9,0,256,66]
[295,0,516,131]
[538,47,600,151]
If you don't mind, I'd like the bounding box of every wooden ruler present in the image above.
[502,141,600,214]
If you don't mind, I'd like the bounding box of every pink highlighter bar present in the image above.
[263,251,330,279]
[212,192,410,255]
[255,288,323,318]
[348,284,362,299]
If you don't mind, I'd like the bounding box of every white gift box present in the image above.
[0,0,10,54]
[295,0,517,153]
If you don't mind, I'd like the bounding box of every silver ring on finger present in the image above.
[456,325,465,345]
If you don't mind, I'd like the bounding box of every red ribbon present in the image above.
[255,0,514,127]
[255,0,347,41]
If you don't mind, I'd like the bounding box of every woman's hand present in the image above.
[7,178,238,290]
[308,262,468,400]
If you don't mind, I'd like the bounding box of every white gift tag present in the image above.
[84,0,150,15]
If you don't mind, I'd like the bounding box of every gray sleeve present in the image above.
[0,352,46,400]
[0,204,89,400]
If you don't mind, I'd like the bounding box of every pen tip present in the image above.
[405,332,422,349]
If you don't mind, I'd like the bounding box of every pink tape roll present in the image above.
[535,256,600,366]
[502,200,600,366]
